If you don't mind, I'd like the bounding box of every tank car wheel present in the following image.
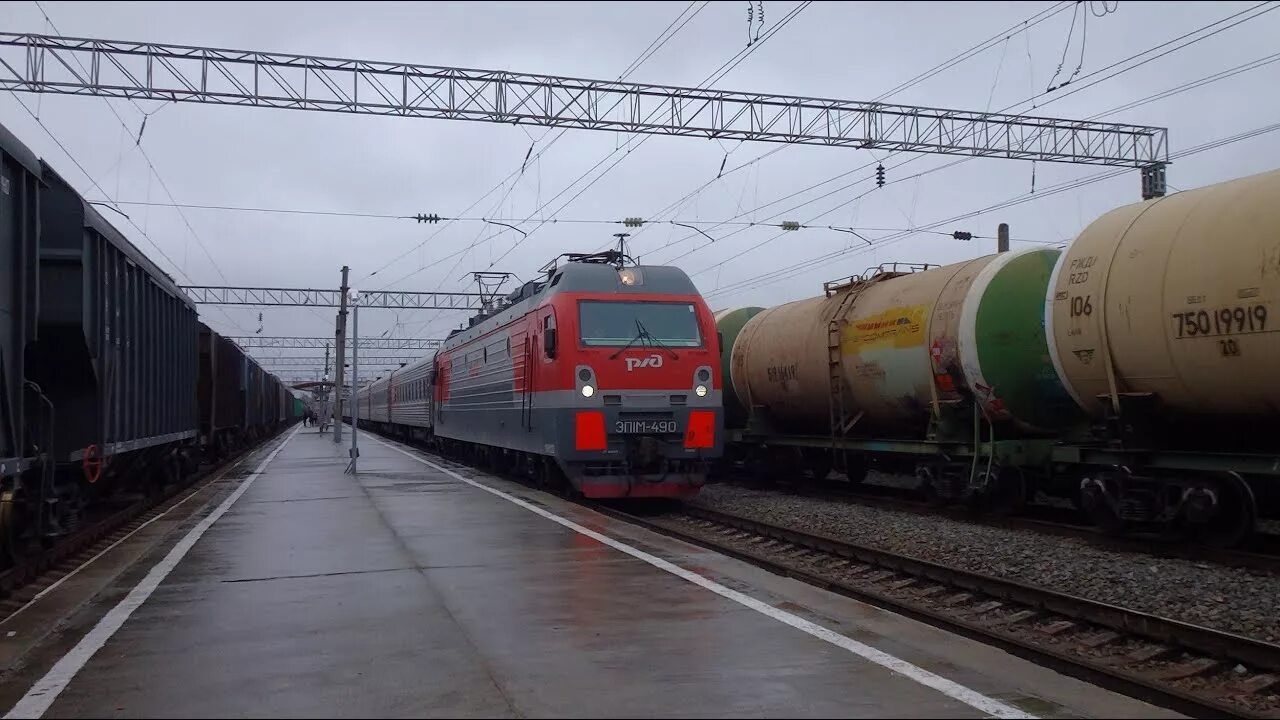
[981,467,1029,517]
[916,464,949,507]
[839,452,868,485]
[803,450,832,484]
[744,449,780,489]
[1079,475,1127,537]
[1186,472,1257,549]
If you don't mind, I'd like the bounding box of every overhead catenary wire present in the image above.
[873,1,1076,102]
[1022,0,1279,110]
[621,1,1088,255]
[359,1,712,288]
[31,0,233,286]
[23,0,269,343]
[379,0,1105,309]
[92,199,1021,238]
[639,1,1279,272]
[5,93,187,280]
[1044,0,1082,91]
[393,0,811,339]
[17,2,1269,341]
[477,0,814,272]
[703,119,1280,301]
[379,1,718,336]
[3,91,257,338]
[100,33,1280,276]
[619,1,708,79]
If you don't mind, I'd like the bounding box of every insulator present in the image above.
[952,231,973,241]
[623,217,645,228]
[780,221,801,231]
[414,213,441,224]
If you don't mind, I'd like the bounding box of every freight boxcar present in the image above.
[14,160,199,539]
[0,123,40,483]
[0,117,301,562]
[199,322,285,458]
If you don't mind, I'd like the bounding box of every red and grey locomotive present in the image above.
[355,251,723,499]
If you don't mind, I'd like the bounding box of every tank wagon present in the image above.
[718,168,1280,546]
[354,250,723,499]
[0,119,299,559]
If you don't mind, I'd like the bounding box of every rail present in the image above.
[604,504,1280,719]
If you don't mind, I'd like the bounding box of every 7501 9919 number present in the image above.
[1171,304,1267,339]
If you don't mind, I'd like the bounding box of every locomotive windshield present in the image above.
[578,301,702,347]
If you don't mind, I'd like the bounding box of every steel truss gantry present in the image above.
[181,285,481,310]
[227,336,441,350]
[0,33,1168,172]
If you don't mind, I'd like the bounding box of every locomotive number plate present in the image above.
[614,419,679,434]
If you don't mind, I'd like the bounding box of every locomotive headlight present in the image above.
[695,384,708,397]
[581,384,595,398]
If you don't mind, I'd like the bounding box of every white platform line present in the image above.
[369,435,1035,720]
[2,448,260,627]
[4,426,301,720]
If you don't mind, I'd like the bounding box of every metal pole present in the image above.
[347,297,360,474]
[333,265,349,443]
[321,342,330,432]
[997,223,1010,253]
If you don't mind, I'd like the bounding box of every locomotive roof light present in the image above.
[618,267,643,286]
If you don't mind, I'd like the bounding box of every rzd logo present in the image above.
[625,354,663,371]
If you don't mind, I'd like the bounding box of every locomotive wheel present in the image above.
[1189,472,1257,549]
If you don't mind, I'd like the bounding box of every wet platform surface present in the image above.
[0,427,1177,719]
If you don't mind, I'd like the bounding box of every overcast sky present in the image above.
[2,0,1278,382]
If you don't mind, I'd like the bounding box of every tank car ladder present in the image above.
[822,268,915,446]
[823,279,871,444]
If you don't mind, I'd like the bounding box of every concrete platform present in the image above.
[0,426,1178,719]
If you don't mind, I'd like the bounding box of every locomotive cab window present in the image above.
[578,301,702,347]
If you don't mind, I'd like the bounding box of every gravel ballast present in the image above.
[691,483,1280,643]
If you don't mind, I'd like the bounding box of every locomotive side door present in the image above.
[523,307,557,430]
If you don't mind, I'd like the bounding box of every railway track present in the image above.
[717,475,1280,576]
[361,429,1280,717]
[605,503,1280,719]
[0,429,286,623]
